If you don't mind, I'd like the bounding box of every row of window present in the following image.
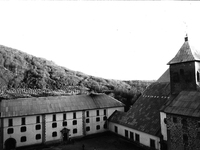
[52,129,77,138]
[172,70,200,83]
[7,124,41,134]
[8,116,40,127]
[8,116,107,134]
[86,124,107,132]
[86,109,107,117]
[114,126,155,148]
[8,109,107,127]
[16,134,42,143]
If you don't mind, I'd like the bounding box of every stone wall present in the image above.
[166,114,200,150]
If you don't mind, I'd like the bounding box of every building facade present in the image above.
[0,94,124,150]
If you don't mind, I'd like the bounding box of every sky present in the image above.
[0,1,200,80]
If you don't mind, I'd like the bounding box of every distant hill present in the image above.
[0,45,154,110]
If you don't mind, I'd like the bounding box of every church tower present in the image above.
[168,35,200,94]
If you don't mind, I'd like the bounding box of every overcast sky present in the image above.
[0,1,200,80]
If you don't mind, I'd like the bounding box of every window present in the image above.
[104,109,106,115]
[173,117,177,123]
[73,112,76,119]
[86,118,90,123]
[53,114,56,121]
[8,119,13,127]
[21,136,26,142]
[135,133,140,142]
[86,111,89,117]
[180,69,184,76]
[7,128,14,134]
[63,113,66,120]
[164,118,167,124]
[36,116,40,123]
[97,110,99,116]
[198,121,200,128]
[35,124,41,130]
[73,129,77,134]
[86,126,90,131]
[185,71,192,82]
[130,132,134,140]
[21,126,26,132]
[96,125,100,130]
[104,123,107,129]
[183,134,188,145]
[173,72,180,83]
[197,71,200,82]
[52,122,57,128]
[150,139,156,148]
[36,134,41,140]
[115,126,118,134]
[182,118,187,129]
[21,117,26,125]
[103,116,107,121]
[63,121,67,126]
[125,130,128,138]
[73,120,77,125]
[52,132,57,137]
[96,117,100,122]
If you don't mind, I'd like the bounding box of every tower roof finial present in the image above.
[185,34,188,42]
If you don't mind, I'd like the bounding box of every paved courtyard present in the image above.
[18,132,144,150]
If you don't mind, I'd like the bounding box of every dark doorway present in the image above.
[61,128,70,143]
[63,132,68,141]
[5,138,16,150]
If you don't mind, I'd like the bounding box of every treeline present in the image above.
[0,45,154,111]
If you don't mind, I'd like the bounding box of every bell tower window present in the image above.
[197,71,200,82]
[173,72,179,83]
[180,69,184,76]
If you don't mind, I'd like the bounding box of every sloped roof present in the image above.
[0,94,124,118]
[109,82,171,136]
[164,91,200,117]
[167,38,200,65]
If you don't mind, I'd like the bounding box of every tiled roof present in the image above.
[167,39,200,65]
[0,94,124,118]
[164,91,200,117]
[109,82,171,136]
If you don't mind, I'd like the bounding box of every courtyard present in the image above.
[18,132,144,150]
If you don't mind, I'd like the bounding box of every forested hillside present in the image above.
[0,45,154,110]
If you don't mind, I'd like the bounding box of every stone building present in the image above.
[161,36,200,150]
[0,93,124,150]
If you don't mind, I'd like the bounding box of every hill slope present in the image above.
[0,45,154,110]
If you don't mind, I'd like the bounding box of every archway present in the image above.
[5,138,16,150]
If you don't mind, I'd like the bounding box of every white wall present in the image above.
[2,106,125,149]
[160,112,167,141]
[84,107,124,135]
[109,122,160,150]
[45,111,83,143]
[3,115,43,148]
